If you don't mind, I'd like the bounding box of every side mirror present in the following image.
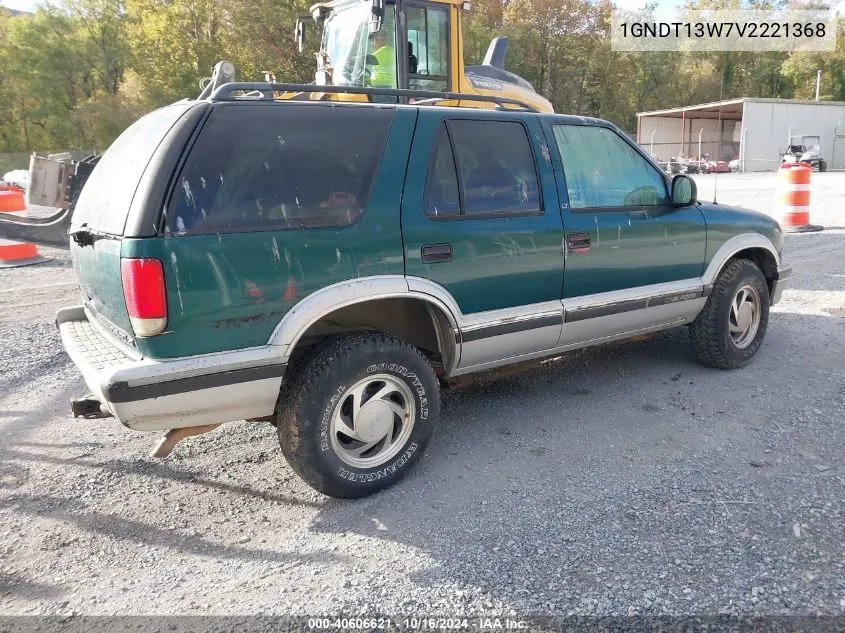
[295,17,306,53]
[671,174,696,207]
[368,0,384,34]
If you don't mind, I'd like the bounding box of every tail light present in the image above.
[121,258,167,337]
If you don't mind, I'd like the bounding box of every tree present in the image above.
[0,0,840,152]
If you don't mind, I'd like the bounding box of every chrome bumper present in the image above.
[56,305,286,431]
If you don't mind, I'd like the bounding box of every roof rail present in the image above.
[207,82,539,112]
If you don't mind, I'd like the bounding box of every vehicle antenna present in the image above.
[714,63,725,204]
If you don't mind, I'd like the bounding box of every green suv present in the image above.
[58,87,790,498]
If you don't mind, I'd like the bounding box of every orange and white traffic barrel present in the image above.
[0,188,50,268]
[775,162,822,233]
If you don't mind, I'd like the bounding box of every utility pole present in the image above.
[815,70,821,101]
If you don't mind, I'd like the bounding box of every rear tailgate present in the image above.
[69,102,207,346]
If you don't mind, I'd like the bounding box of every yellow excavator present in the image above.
[197,0,553,112]
[0,0,551,250]
[290,0,553,112]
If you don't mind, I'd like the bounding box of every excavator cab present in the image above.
[297,0,552,112]
[307,0,449,92]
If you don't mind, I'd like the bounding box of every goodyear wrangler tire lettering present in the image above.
[336,443,418,482]
[319,385,345,452]
[277,332,440,499]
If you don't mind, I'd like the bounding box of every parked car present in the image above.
[665,156,682,175]
[681,154,699,174]
[781,135,827,171]
[57,88,790,498]
[697,154,730,174]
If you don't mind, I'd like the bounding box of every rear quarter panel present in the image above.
[127,107,417,360]
[72,237,133,343]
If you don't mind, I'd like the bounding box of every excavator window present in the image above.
[405,3,449,92]
[322,1,399,89]
[367,4,398,88]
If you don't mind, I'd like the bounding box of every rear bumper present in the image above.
[770,265,791,306]
[57,306,285,431]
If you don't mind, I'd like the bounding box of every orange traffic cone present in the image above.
[0,188,51,268]
[775,162,823,233]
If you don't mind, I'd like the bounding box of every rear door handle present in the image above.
[421,243,453,263]
[566,232,591,252]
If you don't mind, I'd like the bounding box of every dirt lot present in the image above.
[1,172,843,618]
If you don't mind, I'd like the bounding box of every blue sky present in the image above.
[2,0,38,11]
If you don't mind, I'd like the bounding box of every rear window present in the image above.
[166,104,394,235]
[424,119,541,218]
[73,103,193,235]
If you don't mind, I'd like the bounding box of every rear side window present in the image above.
[73,103,193,235]
[424,119,541,218]
[424,126,461,217]
[552,124,667,209]
[167,104,394,234]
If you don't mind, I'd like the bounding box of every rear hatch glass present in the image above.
[71,103,195,343]
[72,103,194,236]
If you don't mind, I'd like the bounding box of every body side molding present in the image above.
[563,279,703,314]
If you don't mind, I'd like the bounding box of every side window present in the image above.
[449,120,541,216]
[552,124,667,209]
[424,126,461,217]
[407,4,449,92]
[166,105,393,234]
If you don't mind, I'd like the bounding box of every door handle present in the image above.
[421,243,453,263]
[566,232,591,252]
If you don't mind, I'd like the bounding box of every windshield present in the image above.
[803,138,821,153]
[321,1,396,87]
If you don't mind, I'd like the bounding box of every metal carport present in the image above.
[637,98,845,172]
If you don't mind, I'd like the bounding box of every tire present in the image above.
[819,160,827,172]
[690,259,770,369]
[277,332,440,498]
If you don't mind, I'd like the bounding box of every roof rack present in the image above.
[208,82,539,113]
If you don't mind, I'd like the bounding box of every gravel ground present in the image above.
[0,172,843,619]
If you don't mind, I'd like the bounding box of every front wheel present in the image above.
[277,332,440,498]
[690,259,770,369]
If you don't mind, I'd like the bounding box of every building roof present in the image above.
[637,97,845,120]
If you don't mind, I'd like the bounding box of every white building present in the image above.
[637,98,845,172]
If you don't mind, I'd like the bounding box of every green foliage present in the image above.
[0,0,841,153]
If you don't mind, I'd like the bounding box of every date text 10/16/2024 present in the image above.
[307,617,529,630]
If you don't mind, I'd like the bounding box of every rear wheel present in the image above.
[690,259,770,369]
[277,332,440,498]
